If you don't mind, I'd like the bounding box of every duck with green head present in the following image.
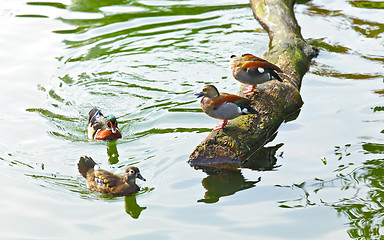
[87,107,122,140]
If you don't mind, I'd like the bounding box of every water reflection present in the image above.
[197,144,282,203]
[276,139,384,239]
[198,169,261,204]
[50,0,249,61]
[307,1,384,39]
[4,0,383,237]
[26,107,85,140]
[107,140,119,164]
[84,190,149,218]
[349,1,384,10]
[68,0,131,13]
[124,195,146,219]
[19,0,240,147]
[319,154,384,239]
[26,172,85,194]
[304,2,383,79]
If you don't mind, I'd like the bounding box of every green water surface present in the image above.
[0,0,383,239]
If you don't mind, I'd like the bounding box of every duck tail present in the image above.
[270,70,283,82]
[78,156,96,178]
[241,106,257,115]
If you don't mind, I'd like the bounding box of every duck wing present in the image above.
[241,54,267,62]
[216,93,252,107]
[94,169,122,187]
[243,61,282,73]
[242,61,282,82]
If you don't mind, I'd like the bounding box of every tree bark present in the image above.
[189,0,318,168]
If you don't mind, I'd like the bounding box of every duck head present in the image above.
[124,167,146,184]
[106,114,119,134]
[195,85,220,99]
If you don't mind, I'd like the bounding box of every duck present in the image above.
[195,85,256,130]
[77,156,146,196]
[230,53,283,94]
[87,107,122,140]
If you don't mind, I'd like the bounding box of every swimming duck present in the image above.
[87,107,122,140]
[230,54,283,94]
[195,85,256,130]
[77,156,146,196]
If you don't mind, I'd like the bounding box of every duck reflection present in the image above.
[197,144,282,203]
[198,169,261,203]
[124,195,146,219]
[107,140,119,164]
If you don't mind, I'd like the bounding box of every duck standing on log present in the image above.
[195,85,256,131]
[230,54,283,94]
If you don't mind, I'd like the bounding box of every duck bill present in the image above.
[194,92,204,98]
[111,125,117,134]
[137,173,146,181]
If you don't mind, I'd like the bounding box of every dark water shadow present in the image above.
[197,144,282,203]
[80,185,152,219]
[96,187,152,219]
[198,169,261,204]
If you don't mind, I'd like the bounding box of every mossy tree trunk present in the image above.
[188,0,318,168]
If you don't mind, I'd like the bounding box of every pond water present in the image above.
[0,0,383,239]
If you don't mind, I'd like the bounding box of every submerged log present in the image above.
[189,0,318,168]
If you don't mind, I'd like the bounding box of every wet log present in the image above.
[189,0,318,168]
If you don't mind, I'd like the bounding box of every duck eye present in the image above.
[129,169,135,174]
